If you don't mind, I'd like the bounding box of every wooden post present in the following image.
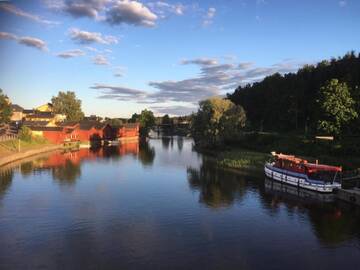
[18,137,21,152]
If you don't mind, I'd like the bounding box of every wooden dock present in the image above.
[335,188,360,206]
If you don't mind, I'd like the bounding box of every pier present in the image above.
[335,188,360,206]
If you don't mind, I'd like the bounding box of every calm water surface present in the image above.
[0,138,359,269]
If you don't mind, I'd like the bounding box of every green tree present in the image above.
[191,97,246,147]
[162,114,172,125]
[317,79,358,136]
[129,113,140,123]
[139,109,155,137]
[106,118,122,127]
[18,126,32,142]
[51,91,84,121]
[0,89,12,124]
[219,104,247,141]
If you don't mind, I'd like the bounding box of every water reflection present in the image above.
[0,138,360,269]
[3,140,146,187]
[263,178,360,245]
[161,136,171,149]
[0,170,13,200]
[177,136,183,152]
[187,158,249,208]
[138,140,155,166]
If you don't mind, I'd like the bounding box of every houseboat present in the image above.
[264,152,342,193]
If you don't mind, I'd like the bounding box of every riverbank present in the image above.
[198,147,270,172]
[220,133,360,170]
[204,147,360,172]
[0,141,64,166]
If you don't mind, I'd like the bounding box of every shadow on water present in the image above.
[161,136,171,149]
[187,157,262,209]
[1,140,154,188]
[177,136,184,152]
[188,155,360,245]
[260,178,360,246]
[0,169,13,202]
[138,140,155,166]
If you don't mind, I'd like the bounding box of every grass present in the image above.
[199,132,360,172]
[0,137,54,157]
[204,148,270,171]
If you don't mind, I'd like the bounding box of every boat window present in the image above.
[307,171,338,182]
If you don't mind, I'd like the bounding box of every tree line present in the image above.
[227,51,360,136]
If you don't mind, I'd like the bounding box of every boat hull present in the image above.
[264,163,341,193]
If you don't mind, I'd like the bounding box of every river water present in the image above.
[0,138,359,269]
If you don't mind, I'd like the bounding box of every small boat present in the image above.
[264,152,342,193]
[108,140,120,146]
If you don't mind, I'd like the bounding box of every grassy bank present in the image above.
[0,137,54,156]
[197,133,360,172]
[216,149,270,171]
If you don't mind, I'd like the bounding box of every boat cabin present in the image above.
[272,153,342,182]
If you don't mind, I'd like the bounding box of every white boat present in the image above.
[264,152,342,193]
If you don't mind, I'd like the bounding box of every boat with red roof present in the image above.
[264,152,342,193]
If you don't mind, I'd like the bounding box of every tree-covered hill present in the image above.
[227,52,360,135]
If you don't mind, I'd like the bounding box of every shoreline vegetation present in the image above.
[0,138,80,167]
[0,140,61,167]
[190,52,360,172]
[197,133,360,173]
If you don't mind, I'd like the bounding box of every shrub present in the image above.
[18,126,32,142]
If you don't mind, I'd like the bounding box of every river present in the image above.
[0,137,359,269]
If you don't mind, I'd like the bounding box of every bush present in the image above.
[18,126,32,142]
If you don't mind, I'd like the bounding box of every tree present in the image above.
[191,97,246,147]
[0,89,12,124]
[106,118,122,127]
[219,104,247,141]
[228,52,360,134]
[129,113,140,123]
[139,109,155,137]
[162,114,172,125]
[18,126,32,142]
[317,79,358,136]
[51,91,84,121]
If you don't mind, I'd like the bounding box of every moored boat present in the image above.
[264,152,342,193]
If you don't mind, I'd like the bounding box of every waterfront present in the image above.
[0,138,359,269]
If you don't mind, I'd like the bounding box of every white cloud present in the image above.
[0,3,60,25]
[69,28,118,45]
[92,54,110,65]
[0,31,48,51]
[0,31,17,40]
[106,0,158,27]
[339,1,347,7]
[150,105,196,116]
[181,58,218,66]
[47,0,108,19]
[57,49,85,58]
[90,83,146,100]
[203,7,216,26]
[90,56,307,115]
[147,1,185,18]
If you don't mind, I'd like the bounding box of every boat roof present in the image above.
[272,153,307,164]
[304,163,342,172]
[272,152,341,172]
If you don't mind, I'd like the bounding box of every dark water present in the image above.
[0,138,359,270]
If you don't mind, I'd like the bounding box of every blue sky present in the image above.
[0,0,359,117]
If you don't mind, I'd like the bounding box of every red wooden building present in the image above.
[28,121,139,144]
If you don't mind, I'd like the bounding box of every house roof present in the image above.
[79,120,105,130]
[23,120,50,127]
[28,126,63,132]
[58,121,79,128]
[11,104,24,112]
[26,112,55,118]
[23,109,35,114]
